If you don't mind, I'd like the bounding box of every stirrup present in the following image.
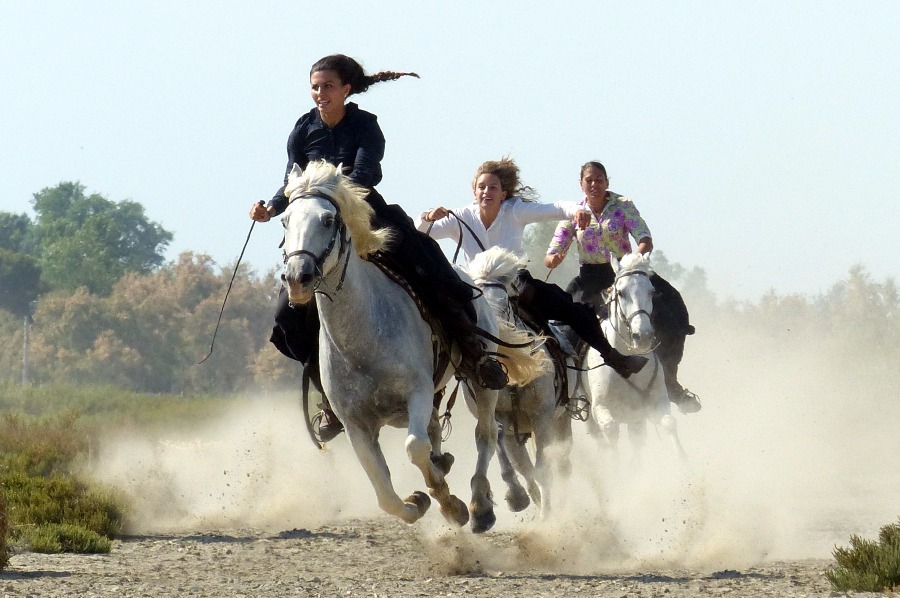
[672,389,702,414]
[312,409,344,443]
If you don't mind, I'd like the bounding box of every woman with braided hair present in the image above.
[250,55,508,441]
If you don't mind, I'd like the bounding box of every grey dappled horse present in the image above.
[280,161,534,532]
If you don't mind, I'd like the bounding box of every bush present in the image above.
[3,470,125,549]
[827,519,900,592]
[27,523,111,554]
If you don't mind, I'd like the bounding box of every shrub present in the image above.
[3,470,125,546]
[27,523,111,554]
[827,519,900,592]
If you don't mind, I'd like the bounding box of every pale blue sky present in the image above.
[2,1,898,301]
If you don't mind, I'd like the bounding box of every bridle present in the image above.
[281,191,352,299]
[605,269,658,354]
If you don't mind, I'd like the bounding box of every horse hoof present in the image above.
[505,486,530,512]
[470,508,496,534]
[440,495,470,527]
[405,491,431,516]
[430,452,455,475]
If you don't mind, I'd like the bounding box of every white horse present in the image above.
[280,161,533,532]
[582,252,686,461]
[466,247,575,518]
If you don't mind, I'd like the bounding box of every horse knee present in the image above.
[659,414,678,434]
[405,434,431,466]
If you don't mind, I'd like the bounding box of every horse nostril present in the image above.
[280,273,286,282]
[299,272,314,285]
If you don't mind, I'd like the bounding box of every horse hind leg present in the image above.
[346,423,430,524]
[496,425,531,512]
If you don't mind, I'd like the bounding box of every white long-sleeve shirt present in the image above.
[415,197,581,262]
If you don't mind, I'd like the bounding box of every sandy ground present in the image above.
[2,518,850,597]
[3,312,899,597]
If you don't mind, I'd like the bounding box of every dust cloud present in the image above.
[87,307,899,573]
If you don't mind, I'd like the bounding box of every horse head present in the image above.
[608,252,657,353]
[280,161,391,305]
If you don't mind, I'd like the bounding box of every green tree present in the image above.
[0,248,41,316]
[31,182,172,295]
[0,212,37,255]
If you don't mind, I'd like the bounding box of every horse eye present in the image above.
[323,214,334,228]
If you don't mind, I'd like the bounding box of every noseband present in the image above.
[282,191,351,295]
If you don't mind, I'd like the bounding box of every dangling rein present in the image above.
[198,202,263,364]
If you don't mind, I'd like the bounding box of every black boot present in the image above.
[519,274,646,378]
[305,354,344,441]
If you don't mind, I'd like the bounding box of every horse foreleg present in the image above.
[627,420,648,468]
[428,407,455,475]
[658,413,688,462]
[469,388,498,533]
[407,396,468,527]
[344,423,430,524]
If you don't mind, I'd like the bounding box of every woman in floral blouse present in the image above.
[544,161,701,414]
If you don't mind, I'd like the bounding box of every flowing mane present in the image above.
[284,161,392,257]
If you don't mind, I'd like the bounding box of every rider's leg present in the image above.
[650,274,700,413]
[515,271,647,378]
[271,290,345,439]
[372,200,508,390]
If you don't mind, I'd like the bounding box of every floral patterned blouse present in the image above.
[546,192,652,264]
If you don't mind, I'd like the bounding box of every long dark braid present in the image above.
[310,54,419,96]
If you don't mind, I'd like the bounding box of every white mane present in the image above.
[466,247,525,285]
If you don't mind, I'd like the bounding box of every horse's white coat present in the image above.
[278,161,505,530]
[582,252,687,462]
[466,247,574,519]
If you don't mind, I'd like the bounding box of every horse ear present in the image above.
[610,253,621,273]
[288,163,303,182]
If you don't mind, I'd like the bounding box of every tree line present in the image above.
[1,183,898,395]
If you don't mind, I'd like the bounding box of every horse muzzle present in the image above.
[282,255,320,305]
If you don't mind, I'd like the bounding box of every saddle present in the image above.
[509,299,582,411]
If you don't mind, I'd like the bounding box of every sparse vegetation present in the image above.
[827,519,900,592]
[0,384,240,555]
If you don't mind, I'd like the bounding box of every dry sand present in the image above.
[3,307,898,596]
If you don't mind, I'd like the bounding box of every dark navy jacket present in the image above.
[268,102,385,214]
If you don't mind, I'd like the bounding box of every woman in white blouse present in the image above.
[417,158,646,379]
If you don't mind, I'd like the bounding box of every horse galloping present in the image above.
[280,161,533,532]
[466,247,576,518]
[582,252,686,462]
